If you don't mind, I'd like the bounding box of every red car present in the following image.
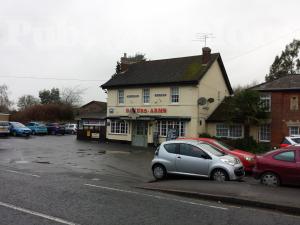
[178,138,256,172]
[253,147,300,186]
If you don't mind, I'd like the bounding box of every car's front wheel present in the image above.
[211,169,229,182]
[152,164,166,180]
[260,172,280,187]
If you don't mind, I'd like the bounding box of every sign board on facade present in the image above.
[126,108,167,114]
[166,128,179,141]
[127,95,140,98]
[83,120,105,126]
[154,94,167,97]
[91,133,100,138]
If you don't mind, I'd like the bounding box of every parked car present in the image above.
[151,140,244,181]
[46,123,65,135]
[253,146,300,186]
[64,123,77,134]
[178,137,256,172]
[0,121,10,136]
[26,122,48,135]
[279,136,300,148]
[9,122,32,137]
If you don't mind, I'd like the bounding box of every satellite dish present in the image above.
[207,98,214,103]
[198,97,207,106]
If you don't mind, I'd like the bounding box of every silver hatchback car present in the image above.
[151,140,244,181]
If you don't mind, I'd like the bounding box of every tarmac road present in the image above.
[0,135,299,225]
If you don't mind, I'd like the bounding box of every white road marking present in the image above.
[84,183,228,210]
[0,201,79,225]
[1,169,40,178]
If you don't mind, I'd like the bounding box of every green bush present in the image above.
[218,137,271,154]
[199,133,212,138]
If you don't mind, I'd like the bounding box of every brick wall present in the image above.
[271,92,300,147]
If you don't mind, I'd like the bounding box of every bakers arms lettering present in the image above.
[126,108,167,114]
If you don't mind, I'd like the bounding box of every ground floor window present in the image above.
[289,126,300,136]
[156,120,186,137]
[216,124,243,138]
[110,120,129,134]
[259,124,271,142]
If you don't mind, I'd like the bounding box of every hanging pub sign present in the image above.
[126,108,167,114]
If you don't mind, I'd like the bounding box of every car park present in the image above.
[26,122,48,135]
[178,137,256,172]
[46,123,66,135]
[65,123,77,134]
[253,146,300,186]
[151,140,244,181]
[280,136,300,148]
[0,121,10,136]
[9,122,32,137]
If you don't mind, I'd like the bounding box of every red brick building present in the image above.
[253,75,300,147]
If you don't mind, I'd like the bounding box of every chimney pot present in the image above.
[202,47,211,64]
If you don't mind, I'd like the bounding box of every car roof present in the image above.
[163,139,204,145]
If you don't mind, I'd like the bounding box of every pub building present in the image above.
[101,48,233,147]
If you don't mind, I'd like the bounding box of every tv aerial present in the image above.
[193,33,215,47]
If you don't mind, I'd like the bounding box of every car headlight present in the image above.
[221,158,236,166]
[244,156,254,162]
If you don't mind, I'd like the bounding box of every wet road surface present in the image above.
[0,135,299,225]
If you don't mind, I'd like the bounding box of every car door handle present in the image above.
[177,156,181,159]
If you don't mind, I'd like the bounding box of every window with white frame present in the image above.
[110,120,128,134]
[289,126,300,136]
[171,87,179,103]
[260,95,271,112]
[216,124,243,138]
[143,88,150,104]
[156,120,186,137]
[259,124,271,142]
[118,89,124,104]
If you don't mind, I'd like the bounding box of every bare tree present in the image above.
[61,86,85,107]
[0,84,12,112]
[17,95,40,110]
[233,80,260,93]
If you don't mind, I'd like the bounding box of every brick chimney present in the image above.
[202,47,211,64]
[120,53,145,72]
[120,53,129,71]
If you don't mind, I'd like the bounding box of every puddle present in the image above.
[15,160,29,164]
[106,151,130,154]
[34,161,51,164]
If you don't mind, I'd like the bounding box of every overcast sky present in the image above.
[1,0,300,106]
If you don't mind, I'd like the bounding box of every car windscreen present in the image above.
[11,122,26,128]
[197,143,226,156]
[213,140,235,151]
[291,138,300,144]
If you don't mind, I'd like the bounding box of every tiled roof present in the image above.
[101,53,233,94]
[206,97,240,122]
[252,74,300,91]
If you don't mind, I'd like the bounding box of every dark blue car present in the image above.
[46,123,65,135]
[9,122,32,137]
